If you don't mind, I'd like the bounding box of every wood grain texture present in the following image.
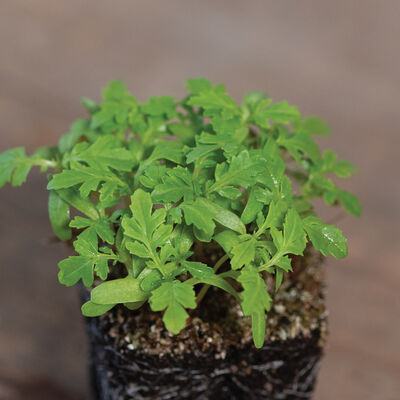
[0,1,399,399]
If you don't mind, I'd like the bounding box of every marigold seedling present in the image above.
[0,79,361,348]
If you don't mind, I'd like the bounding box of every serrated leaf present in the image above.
[67,135,134,171]
[122,189,166,243]
[152,167,194,203]
[231,237,256,270]
[181,199,216,234]
[279,132,321,163]
[186,143,219,164]
[303,216,348,258]
[280,209,307,255]
[149,281,196,334]
[185,78,212,94]
[148,141,184,164]
[237,266,271,348]
[255,101,301,127]
[47,164,127,197]
[187,83,240,119]
[336,189,362,216]
[126,240,150,258]
[142,96,177,118]
[58,256,96,287]
[294,116,330,136]
[70,217,114,244]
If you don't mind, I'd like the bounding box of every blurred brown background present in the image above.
[0,1,399,399]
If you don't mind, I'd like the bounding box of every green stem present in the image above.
[196,254,229,304]
[257,250,284,272]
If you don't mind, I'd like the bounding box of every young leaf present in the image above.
[336,189,362,216]
[238,266,272,348]
[122,189,170,256]
[294,116,330,136]
[181,199,216,234]
[303,216,348,258]
[149,281,196,334]
[255,101,301,127]
[152,167,194,203]
[231,236,256,270]
[70,216,115,244]
[58,228,112,287]
[66,135,135,171]
[187,83,240,119]
[280,209,307,255]
[58,256,97,287]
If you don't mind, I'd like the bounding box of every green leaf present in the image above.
[294,116,330,136]
[280,209,307,255]
[66,135,135,171]
[336,189,362,216]
[197,198,246,234]
[152,167,194,203]
[70,216,115,244]
[58,228,112,287]
[47,164,127,197]
[279,132,321,163]
[181,199,216,234]
[187,83,240,119]
[122,189,170,252]
[303,216,348,258]
[48,190,72,241]
[183,261,214,279]
[140,269,163,291]
[214,230,240,253]
[231,237,256,270]
[185,78,212,94]
[55,188,99,219]
[210,150,261,194]
[238,266,272,348]
[148,141,184,164]
[241,187,265,224]
[58,256,96,287]
[255,101,301,127]
[149,281,196,334]
[0,148,33,188]
[81,301,115,317]
[91,277,148,304]
[142,96,177,118]
[186,143,219,164]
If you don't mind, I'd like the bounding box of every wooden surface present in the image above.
[0,1,399,399]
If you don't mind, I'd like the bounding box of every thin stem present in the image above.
[257,250,284,272]
[196,254,229,304]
